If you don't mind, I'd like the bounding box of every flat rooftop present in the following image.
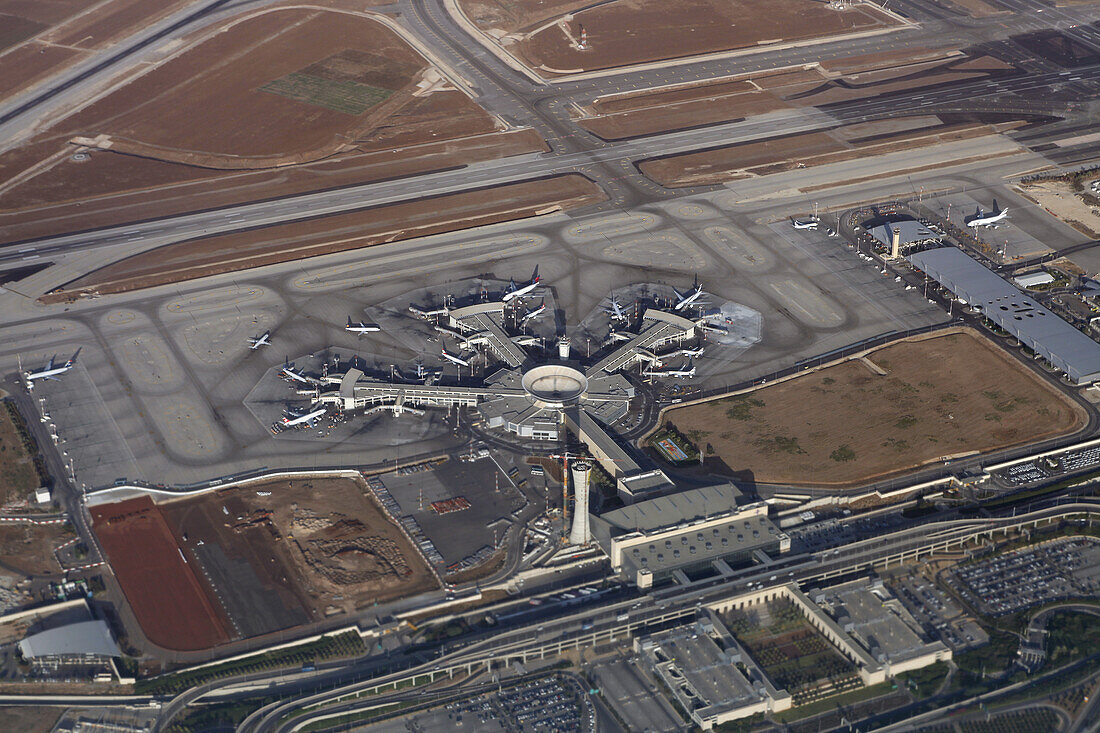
[817,581,944,665]
[595,483,744,535]
[642,624,759,714]
[869,220,936,249]
[910,246,1100,384]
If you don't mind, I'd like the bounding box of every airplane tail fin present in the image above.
[531,265,539,284]
[68,347,82,366]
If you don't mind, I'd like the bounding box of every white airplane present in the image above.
[520,300,547,324]
[281,405,327,428]
[440,347,471,368]
[248,331,271,349]
[643,359,696,379]
[605,293,627,320]
[606,331,633,344]
[345,317,380,335]
[502,268,540,303]
[672,345,705,358]
[791,217,819,230]
[280,358,314,385]
[967,203,1009,228]
[414,360,442,386]
[22,351,80,388]
[673,277,705,311]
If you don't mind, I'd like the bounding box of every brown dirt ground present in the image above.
[818,48,956,74]
[0,523,68,576]
[163,477,438,618]
[511,0,897,77]
[664,330,1086,488]
[0,0,193,102]
[0,7,544,244]
[57,174,604,296]
[0,707,62,733]
[639,120,998,187]
[91,496,233,651]
[58,9,434,160]
[0,403,39,505]
[0,129,545,244]
[459,0,589,34]
[582,82,787,140]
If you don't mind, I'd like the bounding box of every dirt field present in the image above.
[161,477,437,625]
[91,497,232,651]
[0,402,41,506]
[0,6,545,245]
[1016,180,1100,239]
[57,9,443,161]
[0,130,545,245]
[0,707,61,733]
[664,330,1086,487]
[640,119,999,186]
[581,78,787,140]
[581,51,1011,143]
[0,0,194,102]
[0,522,68,576]
[57,174,604,296]
[462,0,898,77]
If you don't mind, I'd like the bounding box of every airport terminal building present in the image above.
[910,246,1100,384]
[591,485,789,588]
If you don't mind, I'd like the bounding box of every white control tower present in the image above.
[569,460,592,545]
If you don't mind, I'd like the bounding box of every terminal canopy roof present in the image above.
[908,246,1100,384]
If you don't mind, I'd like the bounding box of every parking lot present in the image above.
[947,538,1100,616]
[886,573,988,651]
[367,674,592,732]
[591,658,686,733]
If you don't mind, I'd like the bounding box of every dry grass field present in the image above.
[0,402,41,505]
[664,330,1086,487]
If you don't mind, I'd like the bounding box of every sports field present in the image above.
[665,330,1086,487]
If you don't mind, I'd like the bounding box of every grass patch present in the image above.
[724,396,765,421]
[830,445,856,462]
[260,74,392,115]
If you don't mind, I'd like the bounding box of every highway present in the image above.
[137,499,1097,732]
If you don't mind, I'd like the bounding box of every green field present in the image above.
[260,73,393,115]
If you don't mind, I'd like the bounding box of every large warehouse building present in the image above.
[909,246,1100,384]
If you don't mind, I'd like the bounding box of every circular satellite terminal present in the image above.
[522,364,588,408]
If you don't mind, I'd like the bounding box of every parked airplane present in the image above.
[248,331,271,349]
[281,405,327,428]
[673,277,705,311]
[606,331,633,344]
[672,345,705,358]
[345,317,380,335]
[605,293,627,320]
[791,217,819,230]
[643,359,696,379]
[967,203,1009,228]
[440,347,471,368]
[502,267,540,303]
[520,300,546,324]
[22,350,80,388]
[414,360,442,386]
[280,358,314,385]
